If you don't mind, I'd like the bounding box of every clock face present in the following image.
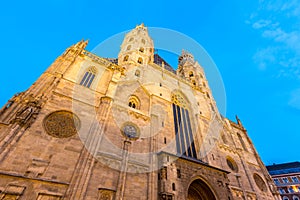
[123,125,138,139]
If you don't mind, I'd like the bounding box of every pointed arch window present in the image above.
[123,55,129,62]
[80,67,97,88]
[189,71,194,77]
[237,133,247,151]
[172,92,197,159]
[128,96,140,109]
[137,57,143,64]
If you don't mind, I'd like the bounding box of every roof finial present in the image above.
[136,23,145,29]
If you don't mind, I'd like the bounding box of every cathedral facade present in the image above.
[0,24,280,200]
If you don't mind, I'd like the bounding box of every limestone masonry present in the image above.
[0,24,280,199]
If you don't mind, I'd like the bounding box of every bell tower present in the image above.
[118,23,154,67]
[177,50,210,93]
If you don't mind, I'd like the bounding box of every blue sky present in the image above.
[0,0,299,165]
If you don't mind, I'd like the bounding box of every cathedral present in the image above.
[0,24,280,199]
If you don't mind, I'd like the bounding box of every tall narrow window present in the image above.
[172,92,197,159]
[123,55,129,61]
[237,133,247,151]
[80,67,97,88]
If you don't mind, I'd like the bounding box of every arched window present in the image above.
[139,47,144,53]
[237,133,247,151]
[137,57,143,64]
[189,71,194,77]
[123,55,129,62]
[171,92,197,159]
[172,183,176,191]
[127,45,131,50]
[192,80,196,86]
[226,157,238,172]
[129,37,134,42]
[80,67,97,88]
[283,196,289,200]
[135,70,140,77]
[128,96,140,109]
[222,134,228,144]
[293,196,299,200]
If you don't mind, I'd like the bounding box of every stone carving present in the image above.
[171,92,188,109]
[11,94,44,128]
[43,110,80,138]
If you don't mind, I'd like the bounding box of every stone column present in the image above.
[115,140,131,200]
[64,96,112,199]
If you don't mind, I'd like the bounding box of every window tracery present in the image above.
[171,92,197,158]
[80,66,97,88]
[128,96,140,109]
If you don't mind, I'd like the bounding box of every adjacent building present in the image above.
[0,24,280,199]
[267,162,300,200]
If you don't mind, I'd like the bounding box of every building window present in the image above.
[80,67,97,88]
[226,157,238,172]
[253,173,267,192]
[222,134,228,144]
[237,133,247,151]
[139,47,144,53]
[137,57,143,64]
[293,196,300,200]
[128,96,140,109]
[279,188,286,194]
[123,55,129,61]
[283,177,289,183]
[177,169,181,178]
[283,197,289,200]
[127,45,131,50]
[172,183,176,191]
[135,70,140,77]
[189,71,194,77]
[172,92,197,159]
[292,177,299,183]
[289,187,295,193]
[274,178,280,185]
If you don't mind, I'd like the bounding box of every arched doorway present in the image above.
[187,179,217,200]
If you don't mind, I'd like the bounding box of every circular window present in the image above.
[122,123,139,140]
[43,110,80,138]
[253,173,267,192]
[226,157,238,172]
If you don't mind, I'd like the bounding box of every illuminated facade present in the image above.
[0,24,280,199]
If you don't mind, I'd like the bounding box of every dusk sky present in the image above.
[1,0,299,165]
